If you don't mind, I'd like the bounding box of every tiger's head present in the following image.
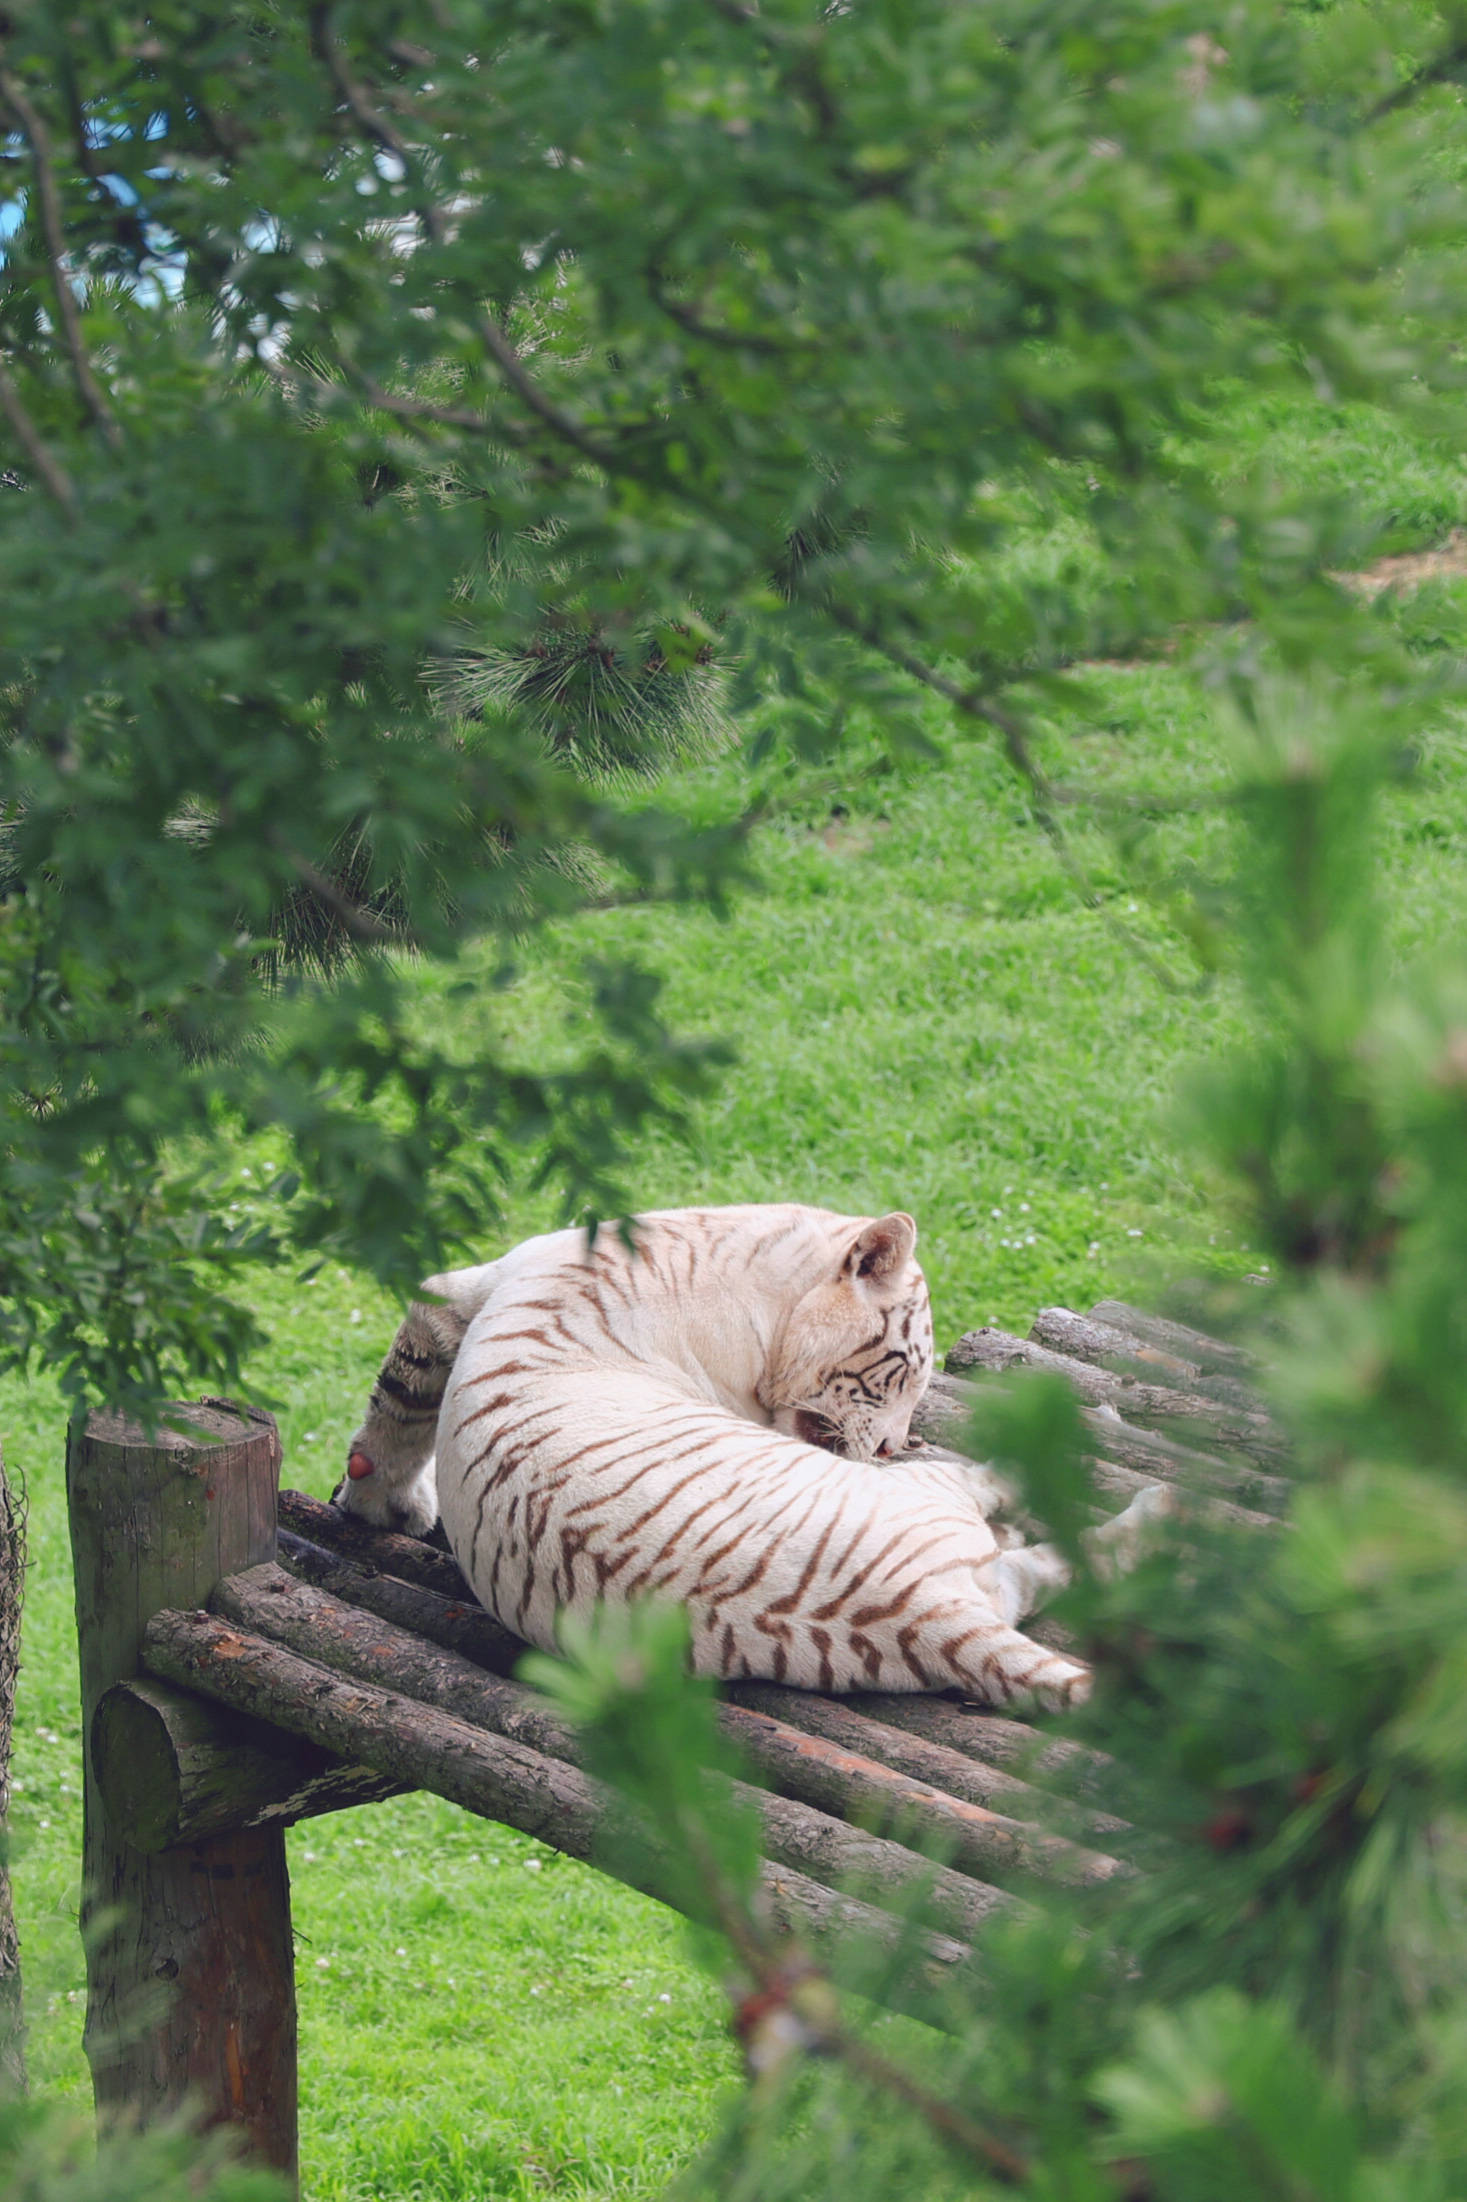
[762,1211,935,1462]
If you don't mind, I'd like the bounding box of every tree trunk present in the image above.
[0,1443,26,2093]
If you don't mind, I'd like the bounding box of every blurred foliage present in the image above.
[3,0,1466,1410]
[0,2090,287,2202]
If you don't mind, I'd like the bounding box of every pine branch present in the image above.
[0,359,77,510]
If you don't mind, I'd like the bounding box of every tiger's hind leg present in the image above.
[333,1285,470,1536]
[958,1483,1174,1712]
[942,1618,1093,1714]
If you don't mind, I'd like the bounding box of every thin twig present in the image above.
[0,360,77,510]
[646,270,798,356]
[0,66,122,451]
[308,3,448,247]
[277,844,418,951]
[471,313,626,470]
[1362,37,1467,123]
[310,10,626,470]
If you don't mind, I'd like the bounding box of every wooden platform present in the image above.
[111,1299,1281,2004]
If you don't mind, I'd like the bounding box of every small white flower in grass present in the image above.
[1019,1202,1030,1213]
[1126,1229,1143,1238]
[1088,1243,1100,1256]
[447,1978,456,1989]
[302,1849,317,1862]
[350,1310,363,1324]
[489,1855,501,1865]
[315,1957,330,1970]
[38,1818,49,1829]
[524,1857,543,1871]
[990,1207,1002,1218]
[303,1431,317,1442]
[396,1947,407,1958]
[657,1993,672,2004]
[530,1985,544,1997]
[240,1168,252,1179]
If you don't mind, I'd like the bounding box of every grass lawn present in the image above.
[6,400,1467,2198]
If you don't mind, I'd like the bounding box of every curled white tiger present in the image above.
[335,1203,1165,1711]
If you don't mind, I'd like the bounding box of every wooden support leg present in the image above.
[66,1402,297,2187]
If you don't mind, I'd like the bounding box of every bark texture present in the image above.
[0,1444,25,2094]
[66,1403,297,2184]
[945,1326,1288,1468]
[91,1676,401,1852]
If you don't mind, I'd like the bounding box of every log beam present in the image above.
[91,1676,401,1852]
[916,1371,1290,1514]
[945,1327,1288,1468]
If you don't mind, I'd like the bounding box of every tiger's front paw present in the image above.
[330,1448,440,1540]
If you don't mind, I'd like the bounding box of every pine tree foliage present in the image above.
[3,0,1465,1411]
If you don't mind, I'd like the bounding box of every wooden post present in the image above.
[66,1401,297,2183]
[0,1440,25,2093]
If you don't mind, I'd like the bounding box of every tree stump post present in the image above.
[66,1401,297,2185]
[0,1440,25,2093]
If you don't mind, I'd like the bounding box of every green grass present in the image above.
[7,411,1467,2199]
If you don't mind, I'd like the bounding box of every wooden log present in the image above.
[271,1538,1122,1888]
[277,1487,471,1599]
[1028,1307,1264,1415]
[945,1328,1288,1467]
[66,1402,296,2183]
[918,1371,1290,1514]
[141,1604,1000,1963]
[91,1677,401,1852]
[206,1564,1027,1929]
[1086,1300,1257,1377]
[1086,1456,1278,1537]
[278,1525,517,1672]
[724,1685,1131,1845]
[840,1693,1112,1790]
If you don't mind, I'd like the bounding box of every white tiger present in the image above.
[335,1203,1164,1710]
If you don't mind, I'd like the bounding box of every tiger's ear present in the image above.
[849,1212,917,1281]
